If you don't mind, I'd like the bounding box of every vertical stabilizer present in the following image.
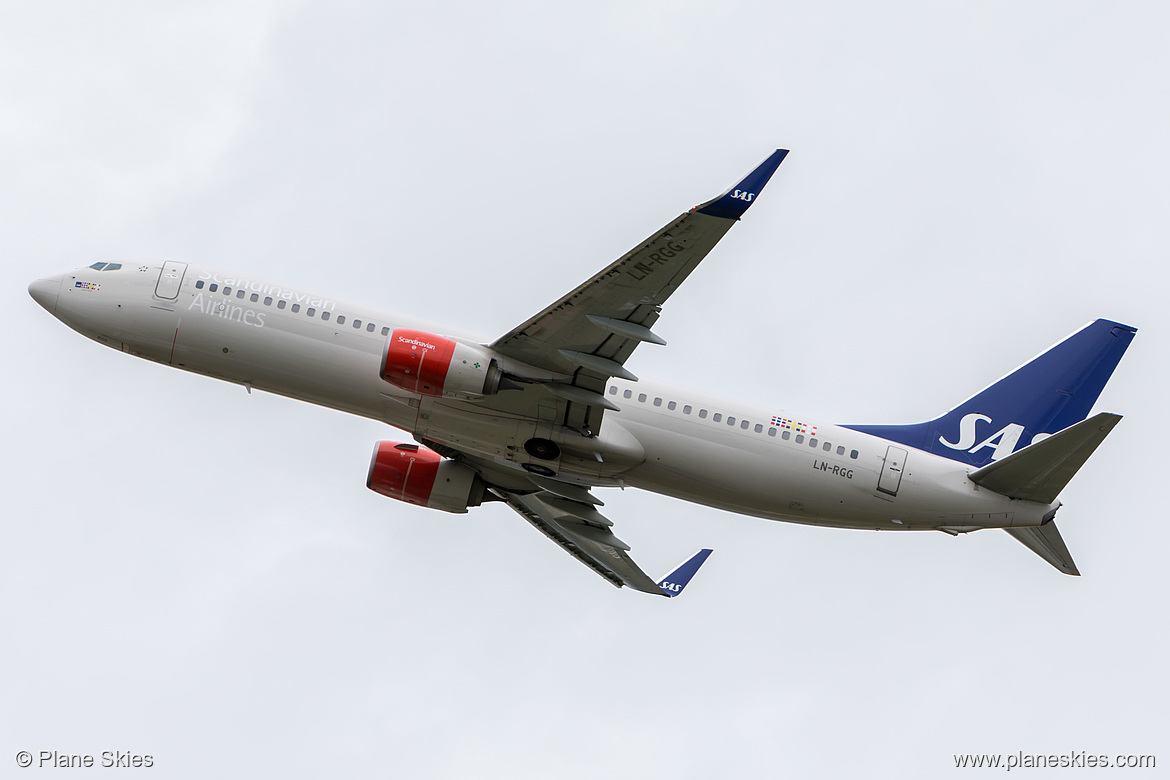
[845,319,1136,468]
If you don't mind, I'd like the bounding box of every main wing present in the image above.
[501,488,712,597]
[424,152,788,594]
[489,149,788,434]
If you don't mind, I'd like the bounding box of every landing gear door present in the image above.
[877,445,908,496]
[155,261,187,300]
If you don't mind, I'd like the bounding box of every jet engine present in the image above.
[381,328,507,398]
[366,441,486,513]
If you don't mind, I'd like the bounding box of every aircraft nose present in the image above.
[29,274,63,314]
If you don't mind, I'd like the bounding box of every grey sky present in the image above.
[4,2,1168,777]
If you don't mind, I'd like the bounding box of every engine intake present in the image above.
[366,441,485,514]
[381,328,506,398]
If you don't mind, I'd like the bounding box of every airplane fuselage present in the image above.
[33,261,1052,534]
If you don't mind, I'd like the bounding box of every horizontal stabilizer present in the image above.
[1005,523,1080,576]
[968,413,1122,504]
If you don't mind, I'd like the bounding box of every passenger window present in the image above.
[836,446,845,455]
[322,311,331,321]
[278,300,286,309]
[727,416,735,425]
[638,393,646,403]
[366,322,375,332]
[754,423,763,433]
[713,413,722,423]
[850,450,859,459]
[336,315,345,324]
[236,289,245,299]
[195,280,204,289]
[624,389,632,399]
[767,427,776,437]
[782,430,791,440]
[809,438,818,448]
[653,397,662,407]
[209,283,218,292]
[307,307,315,317]
[353,319,362,329]
[381,326,390,336]
[292,304,301,313]
[223,286,231,295]
[667,401,676,410]
[683,405,692,414]
[250,293,259,302]
[742,420,750,430]
[795,434,804,444]
[609,386,618,395]
[264,296,273,306]
[699,409,708,419]
[823,442,831,452]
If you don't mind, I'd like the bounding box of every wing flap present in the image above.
[501,490,666,595]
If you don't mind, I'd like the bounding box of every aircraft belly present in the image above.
[619,417,850,523]
[619,414,1043,531]
[416,400,645,482]
[60,293,180,362]
[118,304,182,363]
[169,308,418,428]
[416,398,527,459]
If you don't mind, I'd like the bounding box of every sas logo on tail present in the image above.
[939,413,1052,461]
[730,190,755,202]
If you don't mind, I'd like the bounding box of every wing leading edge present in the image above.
[487,150,788,433]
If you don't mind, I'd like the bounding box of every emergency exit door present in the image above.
[154,261,187,300]
[877,445,908,496]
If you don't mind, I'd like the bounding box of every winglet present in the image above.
[657,549,713,598]
[695,149,789,220]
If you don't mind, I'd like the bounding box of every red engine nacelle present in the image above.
[381,328,504,398]
[366,441,485,514]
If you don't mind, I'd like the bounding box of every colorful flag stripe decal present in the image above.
[75,281,100,291]
[771,416,817,435]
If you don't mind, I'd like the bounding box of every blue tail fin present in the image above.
[844,319,1136,468]
[657,549,713,598]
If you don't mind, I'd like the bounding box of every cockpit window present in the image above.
[87,262,122,271]
[89,262,106,270]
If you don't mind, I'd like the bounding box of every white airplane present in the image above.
[29,150,1136,596]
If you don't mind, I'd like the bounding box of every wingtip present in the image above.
[657,548,714,598]
[695,150,789,220]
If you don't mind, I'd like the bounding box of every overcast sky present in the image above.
[3,2,1168,777]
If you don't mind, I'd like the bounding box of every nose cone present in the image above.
[29,274,62,314]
